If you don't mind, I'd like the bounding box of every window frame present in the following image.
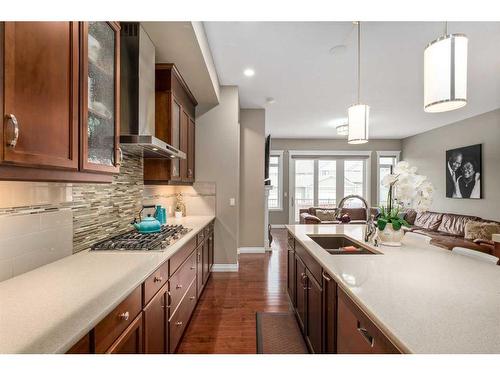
[268,150,284,211]
[376,151,401,206]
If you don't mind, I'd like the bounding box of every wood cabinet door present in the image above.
[143,290,166,354]
[295,255,307,333]
[106,314,143,354]
[337,289,400,354]
[306,268,323,354]
[187,117,195,182]
[170,96,181,181]
[322,271,337,354]
[2,22,79,170]
[202,238,210,284]
[66,334,91,354]
[179,110,189,181]
[208,231,214,271]
[80,21,120,174]
[287,249,296,307]
[196,245,203,297]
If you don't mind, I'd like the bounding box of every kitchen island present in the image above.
[286,224,500,354]
[0,215,215,354]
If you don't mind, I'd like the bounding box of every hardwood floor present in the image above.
[177,229,291,354]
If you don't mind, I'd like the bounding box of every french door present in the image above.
[289,157,367,223]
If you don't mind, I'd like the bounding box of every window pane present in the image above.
[380,156,396,165]
[294,159,314,221]
[268,164,279,208]
[269,156,279,166]
[379,165,392,206]
[318,160,336,208]
[344,160,364,199]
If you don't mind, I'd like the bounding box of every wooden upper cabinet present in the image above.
[80,21,121,174]
[1,22,79,170]
[187,117,195,182]
[144,64,197,185]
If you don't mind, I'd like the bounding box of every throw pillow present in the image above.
[315,209,337,222]
[464,221,500,241]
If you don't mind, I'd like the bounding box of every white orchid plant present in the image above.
[378,161,434,231]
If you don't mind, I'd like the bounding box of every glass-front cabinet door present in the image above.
[81,21,120,173]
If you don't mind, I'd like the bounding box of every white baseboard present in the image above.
[270,224,287,229]
[212,263,239,272]
[238,247,265,254]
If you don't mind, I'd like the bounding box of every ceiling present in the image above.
[204,22,500,139]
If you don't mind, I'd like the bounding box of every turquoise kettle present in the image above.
[132,205,162,233]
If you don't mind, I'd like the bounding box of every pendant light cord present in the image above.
[357,21,361,104]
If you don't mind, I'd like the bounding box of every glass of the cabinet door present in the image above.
[87,22,116,166]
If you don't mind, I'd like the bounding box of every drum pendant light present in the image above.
[424,22,468,113]
[348,21,369,144]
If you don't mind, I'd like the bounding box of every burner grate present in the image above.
[91,224,187,251]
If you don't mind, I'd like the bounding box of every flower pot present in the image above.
[377,223,404,247]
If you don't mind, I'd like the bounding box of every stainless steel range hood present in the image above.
[120,23,186,159]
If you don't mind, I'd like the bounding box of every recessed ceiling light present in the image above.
[266,97,276,105]
[243,68,255,77]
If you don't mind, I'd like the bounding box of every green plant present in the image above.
[376,205,409,231]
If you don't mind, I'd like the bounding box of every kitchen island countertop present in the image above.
[0,215,215,354]
[287,224,500,354]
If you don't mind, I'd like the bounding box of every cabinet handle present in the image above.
[176,284,183,289]
[357,321,375,347]
[190,266,196,270]
[5,114,19,148]
[116,146,123,166]
[175,321,183,326]
[153,276,163,283]
[322,272,331,282]
[118,311,130,321]
[166,291,172,308]
[189,296,196,301]
[188,168,192,176]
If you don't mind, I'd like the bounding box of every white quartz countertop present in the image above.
[0,215,215,354]
[286,224,500,354]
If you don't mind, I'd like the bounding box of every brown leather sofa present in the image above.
[299,207,380,225]
[403,210,498,254]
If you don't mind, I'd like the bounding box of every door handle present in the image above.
[322,271,331,282]
[357,321,375,347]
[5,114,19,148]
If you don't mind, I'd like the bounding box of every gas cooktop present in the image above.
[90,224,191,251]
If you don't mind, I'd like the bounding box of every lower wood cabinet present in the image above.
[66,220,214,355]
[286,232,402,355]
[295,256,307,332]
[306,268,323,354]
[106,314,143,354]
[322,271,337,354]
[168,279,197,353]
[143,286,167,354]
[337,289,400,354]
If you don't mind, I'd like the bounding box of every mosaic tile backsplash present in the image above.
[0,148,215,281]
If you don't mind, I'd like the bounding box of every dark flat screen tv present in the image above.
[264,135,271,185]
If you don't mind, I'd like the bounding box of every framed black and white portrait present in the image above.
[446,144,482,199]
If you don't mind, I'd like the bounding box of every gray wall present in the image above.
[402,108,500,221]
[239,109,265,248]
[269,138,402,225]
[196,86,240,264]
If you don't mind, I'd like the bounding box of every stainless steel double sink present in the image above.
[307,235,378,255]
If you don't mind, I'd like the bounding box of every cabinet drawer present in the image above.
[168,279,197,353]
[295,242,322,286]
[337,288,400,354]
[170,237,197,276]
[169,250,197,316]
[94,286,142,353]
[143,261,168,305]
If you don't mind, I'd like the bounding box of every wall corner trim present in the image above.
[238,247,265,254]
[212,262,239,272]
